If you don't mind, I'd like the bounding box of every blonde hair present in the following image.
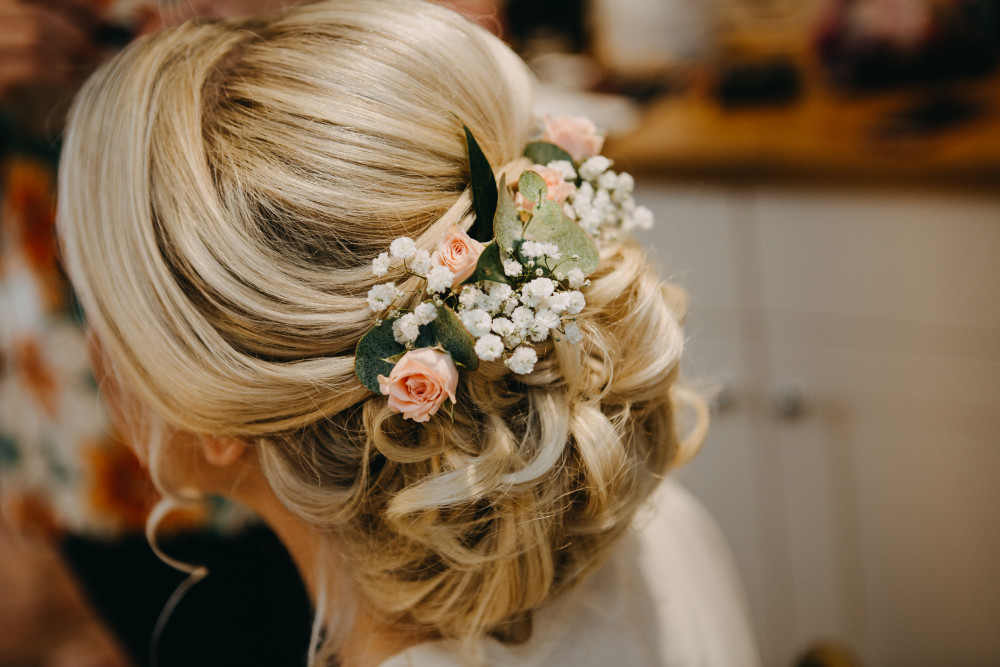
[58,0,703,661]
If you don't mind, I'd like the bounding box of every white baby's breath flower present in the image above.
[367,283,401,312]
[530,308,560,342]
[390,237,417,261]
[503,258,523,277]
[502,298,519,316]
[491,317,515,337]
[615,172,635,196]
[410,249,433,276]
[593,189,613,215]
[633,205,654,231]
[567,268,586,289]
[546,159,577,181]
[489,283,513,301]
[528,323,550,343]
[519,241,543,258]
[511,306,535,333]
[573,181,594,205]
[520,241,562,261]
[485,283,513,313]
[506,346,538,375]
[537,308,560,329]
[425,265,455,294]
[577,209,602,235]
[563,321,583,344]
[544,292,570,314]
[578,156,612,181]
[392,313,420,346]
[565,290,586,315]
[598,170,618,192]
[372,252,391,277]
[474,289,492,311]
[413,302,438,325]
[459,309,492,338]
[520,277,555,308]
[475,334,504,361]
[459,287,483,310]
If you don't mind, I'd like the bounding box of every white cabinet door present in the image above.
[641,181,1000,667]
[753,188,1000,667]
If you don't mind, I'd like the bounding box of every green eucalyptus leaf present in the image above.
[493,174,522,257]
[464,241,510,285]
[523,141,574,166]
[465,124,497,244]
[415,305,479,372]
[524,200,600,276]
[518,170,547,205]
[355,316,407,393]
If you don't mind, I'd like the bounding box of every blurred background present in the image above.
[552,1,999,666]
[1,0,998,665]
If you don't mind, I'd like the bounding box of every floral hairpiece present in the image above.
[354,115,653,422]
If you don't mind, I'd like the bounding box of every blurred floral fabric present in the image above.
[0,0,232,539]
[0,142,162,538]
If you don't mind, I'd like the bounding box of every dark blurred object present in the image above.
[794,641,864,667]
[507,0,587,54]
[94,22,136,49]
[815,0,1000,90]
[714,59,803,108]
[61,524,312,667]
[872,94,988,139]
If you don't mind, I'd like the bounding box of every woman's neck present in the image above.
[230,459,425,667]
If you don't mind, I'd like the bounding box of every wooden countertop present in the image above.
[604,72,1000,189]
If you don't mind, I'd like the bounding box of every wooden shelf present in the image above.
[604,73,1000,189]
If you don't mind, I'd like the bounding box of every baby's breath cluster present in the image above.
[454,271,586,374]
[366,238,454,343]
[561,156,653,239]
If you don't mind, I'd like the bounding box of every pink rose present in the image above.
[515,165,576,211]
[542,115,604,162]
[435,226,485,283]
[377,348,458,422]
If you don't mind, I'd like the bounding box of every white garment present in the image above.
[379,478,762,667]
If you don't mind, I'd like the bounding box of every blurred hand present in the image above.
[0,0,101,101]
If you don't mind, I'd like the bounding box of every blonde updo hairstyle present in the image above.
[58,0,703,659]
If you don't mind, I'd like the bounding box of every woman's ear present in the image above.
[201,437,248,468]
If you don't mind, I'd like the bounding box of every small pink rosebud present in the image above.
[377,348,459,422]
[542,115,605,162]
[435,226,485,284]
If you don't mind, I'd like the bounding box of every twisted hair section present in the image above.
[58,0,703,659]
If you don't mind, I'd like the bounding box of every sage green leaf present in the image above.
[355,316,407,393]
[523,141,574,166]
[518,170,547,205]
[465,124,497,243]
[493,174,522,257]
[415,305,479,372]
[464,241,510,285]
[524,200,599,276]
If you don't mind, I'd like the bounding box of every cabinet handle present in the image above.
[708,373,737,415]
[772,379,807,420]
